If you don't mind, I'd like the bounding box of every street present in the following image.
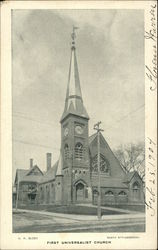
[13,209,145,233]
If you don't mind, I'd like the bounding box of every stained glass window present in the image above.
[92,154,110,174]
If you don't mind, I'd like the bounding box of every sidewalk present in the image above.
[13,208,145,222]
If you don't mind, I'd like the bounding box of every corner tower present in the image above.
[60,27,92,204]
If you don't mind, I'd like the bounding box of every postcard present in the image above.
[0,1,157,249]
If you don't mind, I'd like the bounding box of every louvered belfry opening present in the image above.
[75,142,83,160]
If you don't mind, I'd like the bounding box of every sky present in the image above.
[12,9,144,181]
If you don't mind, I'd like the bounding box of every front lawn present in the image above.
[104,204,145,212]
[46,205,124,215]
[17,204,124,215]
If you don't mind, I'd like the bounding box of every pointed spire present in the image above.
[60,27,89,122]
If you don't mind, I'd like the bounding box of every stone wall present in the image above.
[38,181,56,204]
[92,186,144,205]
[92,187,129,205]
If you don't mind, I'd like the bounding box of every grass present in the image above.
[46,205,124,215]
[17,202,145,215]
[13,211,26,215]
[17,204,124,215]
[104,204,145,212]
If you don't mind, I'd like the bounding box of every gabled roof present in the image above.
[126,171,135,181]
[20,175,43,183]
[26,165,44,176]
[89,133,97,144]
[91,176,128,188]
[41,152,64,183]
[89,132,115,150]
[89,132,111,148]
[14,165,43,184]
[124,171,142,183]
[89,131,123,166]
[89,132,127,179]
[40,161,58,183]
[14,169,29,185]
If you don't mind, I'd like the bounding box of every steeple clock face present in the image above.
[75,125,83,135]
[64,127,69,137]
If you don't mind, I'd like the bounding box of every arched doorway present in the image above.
[76,183,84,201]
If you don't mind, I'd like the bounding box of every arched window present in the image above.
[132,182,140,193]
[76,182,84,201]
[92,154,110,174]
[105,191,114,196]
[93,189,98,195]
[118,191,127,196]
[75,142,83,160]
[64,144,69,160]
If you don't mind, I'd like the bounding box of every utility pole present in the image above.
[94,121,104,220]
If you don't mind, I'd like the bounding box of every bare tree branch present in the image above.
[114,142,145,181]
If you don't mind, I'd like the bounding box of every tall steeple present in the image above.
[60,27,89,122]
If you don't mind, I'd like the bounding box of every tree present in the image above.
[114,142,145,181]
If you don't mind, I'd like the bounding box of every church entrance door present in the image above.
[76,183,84,202]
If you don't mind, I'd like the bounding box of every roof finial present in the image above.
[71,26,79,49]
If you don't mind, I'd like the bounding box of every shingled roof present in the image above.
[14,154,64,186]
[40,161,58,184]
[14,169,29,185]
[14,166,44,185]
[91,176,128,188]
[56,152,63,176]
[21,175,43,183]
[89,133,97,144]
[124,171,142,183]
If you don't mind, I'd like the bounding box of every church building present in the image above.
[14,29,144,207]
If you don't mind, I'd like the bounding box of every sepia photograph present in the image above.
[12,9,145,233]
